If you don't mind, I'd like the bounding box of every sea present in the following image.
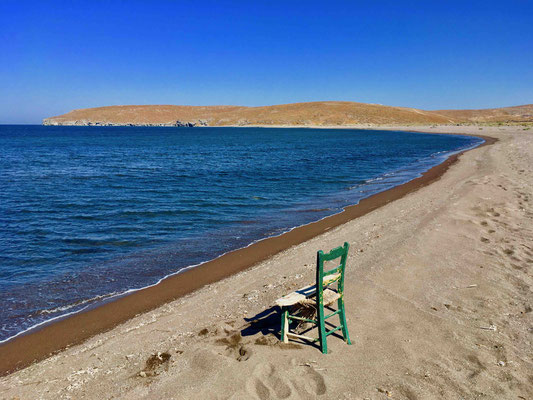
[0,125,483,342]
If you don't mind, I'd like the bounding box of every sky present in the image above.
[1,1,532,124]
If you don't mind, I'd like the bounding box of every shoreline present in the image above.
[0,130,496,377]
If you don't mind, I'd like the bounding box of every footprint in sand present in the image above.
[292,365,327,398]
[247,363,292,399]
[246,362,326,399]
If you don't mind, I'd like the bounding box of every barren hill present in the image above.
[42,102,453,127]
[42,101,533,127]
[431,104,533,123]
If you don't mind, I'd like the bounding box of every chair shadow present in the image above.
[241,306,282,339]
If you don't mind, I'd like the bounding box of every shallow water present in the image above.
[0,126,482,341]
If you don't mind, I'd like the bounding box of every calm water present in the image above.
[0,126,482,341]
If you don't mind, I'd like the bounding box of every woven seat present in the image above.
[298,288,340,306]
[275,274,341,307]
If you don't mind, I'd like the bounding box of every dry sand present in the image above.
[1,125,532,399]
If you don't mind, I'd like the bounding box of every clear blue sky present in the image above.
[1,0,532,123]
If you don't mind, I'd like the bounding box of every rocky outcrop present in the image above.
[42,118,210,127]
[174,119,208,127]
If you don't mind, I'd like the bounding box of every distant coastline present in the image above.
[42,101,533,127]
[42,119,207,127]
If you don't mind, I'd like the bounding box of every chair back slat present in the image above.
[323,265,341,277]
[321,246,346,261]
[316,242,349,301]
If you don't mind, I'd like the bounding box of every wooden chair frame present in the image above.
[278,242,351,354]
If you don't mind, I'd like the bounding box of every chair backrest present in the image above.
[316,242,349,302]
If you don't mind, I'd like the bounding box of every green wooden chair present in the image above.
[275,242,351,354]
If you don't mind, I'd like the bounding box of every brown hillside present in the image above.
[432,104,533,123]
[43,102,533,127]
[43,102,454,126]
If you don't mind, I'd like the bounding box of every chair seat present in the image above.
[275,273,341,307]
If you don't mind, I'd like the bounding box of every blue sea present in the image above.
[0,126,483,342]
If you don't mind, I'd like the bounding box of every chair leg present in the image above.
[317,303,328,354]
[338,298,352,345]
[281,308,289,343]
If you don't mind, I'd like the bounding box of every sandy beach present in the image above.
[1,125,532,399]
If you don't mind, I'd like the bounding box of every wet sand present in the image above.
[1,126,531,400]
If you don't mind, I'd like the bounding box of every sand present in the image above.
[1,125,532,399]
